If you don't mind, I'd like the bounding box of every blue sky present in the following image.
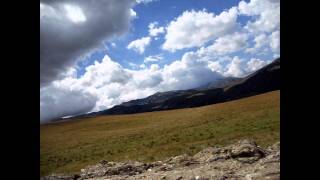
[76,0,272,77]
[40,0,280,122]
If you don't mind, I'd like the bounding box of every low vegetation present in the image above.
[40,90,280,176]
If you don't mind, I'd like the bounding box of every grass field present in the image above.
[40,90,280,176]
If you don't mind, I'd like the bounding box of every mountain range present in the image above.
[54,57,280,121]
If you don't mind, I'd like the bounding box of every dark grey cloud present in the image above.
[40,0,135,86]
[40,85,98,122]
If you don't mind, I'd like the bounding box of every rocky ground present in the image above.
[41,139,280,180]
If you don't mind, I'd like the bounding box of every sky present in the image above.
[40,0,280,122]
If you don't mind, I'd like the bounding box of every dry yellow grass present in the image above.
[40,90,280,176]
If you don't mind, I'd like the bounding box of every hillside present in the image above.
[57,58,279,121]
[194,77,242,90]
[41,90,280,176]
[99,58,280,116]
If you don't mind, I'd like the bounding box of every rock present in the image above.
[78,161,151,179]
[190,176,210,180]
[107,161,117,167]
[229,139,265,163]
[40,174,80,180]
[99,160,108,165]
[266,142,280,153]
[165,154,189,164]
[165,154,198,168]
[41,140,280,180]
[158,165,173,171]
[193,147,220,162]
[193,140,266,164]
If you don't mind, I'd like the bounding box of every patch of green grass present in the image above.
[40,90,280,176]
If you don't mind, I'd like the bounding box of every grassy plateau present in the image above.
[40,90,280,176]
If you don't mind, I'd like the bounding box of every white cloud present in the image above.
[40,52,273,122]
[127,36,151,54]
[160,52,224,90]
[111,42,116,47]
[237,0,280,57]
[80,56,131,87]
[150,64,160,71]
[130,8,137,18]
[148,22,165,37]
[136,0,158,4]
[246,58,270,72]
[139,63,146,69]
[270,30,280,53]
[245,30,279,56]
[200,32,248,55]
[162,7,238,51]
[223,56,270,77]
[127,22,164,55]
[245,33,268,53]
[238,0,280,33]
[144,54,163,63]
[224,56,247,77]
[64,4,86,23]
[129,62,139,69]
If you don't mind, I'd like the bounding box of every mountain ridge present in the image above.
[52,57,280,122]
[99,57,280,115]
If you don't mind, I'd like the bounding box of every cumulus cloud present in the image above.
[162,7,238,51]
[224,57,247,77]
[238,0,280,33]
[127,36,151,54]
[140,64,147,69]
[160,52,224,90]
[245,33,268,53]
[40,0,135,86]
[130,9,137,18]
[144,54,163,63]
[135,72,163,89]
[245,30,279,56]
[127,22,164,55]
[148,22,165,37]
[270,30,280,53]
[136,0,158,4]
[222,56,270,77]
[128,62,139,69]
[246,58,270,72]
[111,42,117,48]
[40,52,272,122]
[199,32,248,55]
[40,56,132,122]
[237,0,280,57]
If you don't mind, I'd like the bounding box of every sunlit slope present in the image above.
[40,90,280,176]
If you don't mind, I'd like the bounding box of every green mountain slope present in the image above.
[40,90,280,176]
